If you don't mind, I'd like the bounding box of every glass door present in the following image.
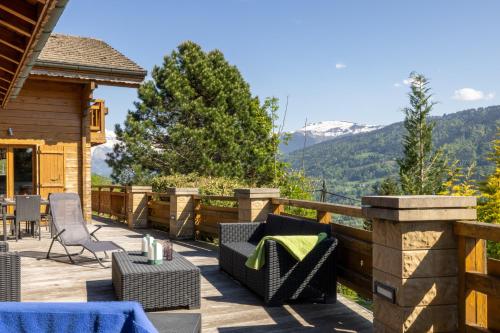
[13,148,34,195]
[0,146,35,199]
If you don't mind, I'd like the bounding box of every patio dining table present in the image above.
[0,198,50,241]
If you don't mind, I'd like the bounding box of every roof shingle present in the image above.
[36,33,146,75]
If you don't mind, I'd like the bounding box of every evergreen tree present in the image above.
[478,130,500,224]
[373,177,400,195]
[107,41,282,185]
[397,72,450,194]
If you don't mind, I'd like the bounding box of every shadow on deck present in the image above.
[9,216,373,333]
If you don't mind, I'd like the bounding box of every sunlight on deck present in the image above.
[8,217,373,332]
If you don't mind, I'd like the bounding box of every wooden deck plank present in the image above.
[8,217,373,332]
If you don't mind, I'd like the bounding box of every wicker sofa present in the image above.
[219,214,338,306]
[0,241,20,301]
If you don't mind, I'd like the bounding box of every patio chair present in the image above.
[15,195,41,241]
[46,193,125,268]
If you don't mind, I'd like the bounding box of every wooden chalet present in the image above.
[0,0,146,221]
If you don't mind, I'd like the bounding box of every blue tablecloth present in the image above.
[0,301,158,333]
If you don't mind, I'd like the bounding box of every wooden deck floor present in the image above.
[9,217,373,332]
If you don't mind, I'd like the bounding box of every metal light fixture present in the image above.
[7,128,13,136]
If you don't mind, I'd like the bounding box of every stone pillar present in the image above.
[362,195,477,333]
[126,186,152,229]
[235,188,280,222]
[168,187,199,239]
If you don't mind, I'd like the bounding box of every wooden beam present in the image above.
[0,64,15,76]
[466,271,500,298]
[0,76,10,84]
[271,198,364,218]
[0,1,37,25]
[454,221,500,242]
[0,10,33,37]
[0,27,26,53]
[466,324,493,333]
[0,47,21,65]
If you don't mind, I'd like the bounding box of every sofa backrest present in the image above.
[265,214,331,237]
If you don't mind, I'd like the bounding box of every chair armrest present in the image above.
[263,237,338,305]
[0,241,8,252]
[219,223,265,244]
[89,225,102,240]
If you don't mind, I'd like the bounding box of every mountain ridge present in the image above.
[285,106,500,199]
[280,120,382,153]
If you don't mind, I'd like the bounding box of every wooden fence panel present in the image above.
[332,223,373,299]
[196,205,238,238]
[91,186,128,223]
[110,192,126,218]
[487,258,500,330]
[455,220,500,332]
[100,190,111,215]
[148,198,170,231]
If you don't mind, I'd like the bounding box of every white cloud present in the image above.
[393,83,401,88]
[403,78,414,85]
[335,63,346,69]
[453,88,495,101]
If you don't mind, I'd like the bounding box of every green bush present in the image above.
[151,173,251,196]
[91,173,112,186]
[150,170,314,203]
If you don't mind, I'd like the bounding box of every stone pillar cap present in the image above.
[127,185,153,192]
[234,188,280,199]
[362,195,476,209]
[165,187,199,195]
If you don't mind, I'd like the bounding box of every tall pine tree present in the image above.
[107,41,282,185]
[397,72,450,194]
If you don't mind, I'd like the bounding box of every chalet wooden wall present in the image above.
[0,78,92,221]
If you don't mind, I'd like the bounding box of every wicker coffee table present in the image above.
[112,251,200,311]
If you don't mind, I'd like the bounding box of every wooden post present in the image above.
[316,210,331,224]
[193,196,201,240]
[167,188,199,239]
[272,202,284,215]
[125,186,152,229]
[362,195,477,333]
[235,188,280,222]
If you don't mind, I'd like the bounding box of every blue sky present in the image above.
[55,0,500,131]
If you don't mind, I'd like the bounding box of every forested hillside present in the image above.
[286,106,500,199]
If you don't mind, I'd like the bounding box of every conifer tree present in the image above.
[107,41,282,185]
[397,72,450,194]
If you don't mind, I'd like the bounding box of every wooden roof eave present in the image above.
[30,64,147,88]
[0,0,69,108]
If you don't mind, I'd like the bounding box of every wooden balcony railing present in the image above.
[90,187,500,329]
[193,195,239,238]
[89,99,108,146]
[91,185,128,221]
[454,220,500,332]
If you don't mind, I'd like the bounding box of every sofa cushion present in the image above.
[223,242,256,259]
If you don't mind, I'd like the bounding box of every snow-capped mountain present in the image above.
[91,130,119,176]
[280,121,382,154]
[91,121,382,175]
